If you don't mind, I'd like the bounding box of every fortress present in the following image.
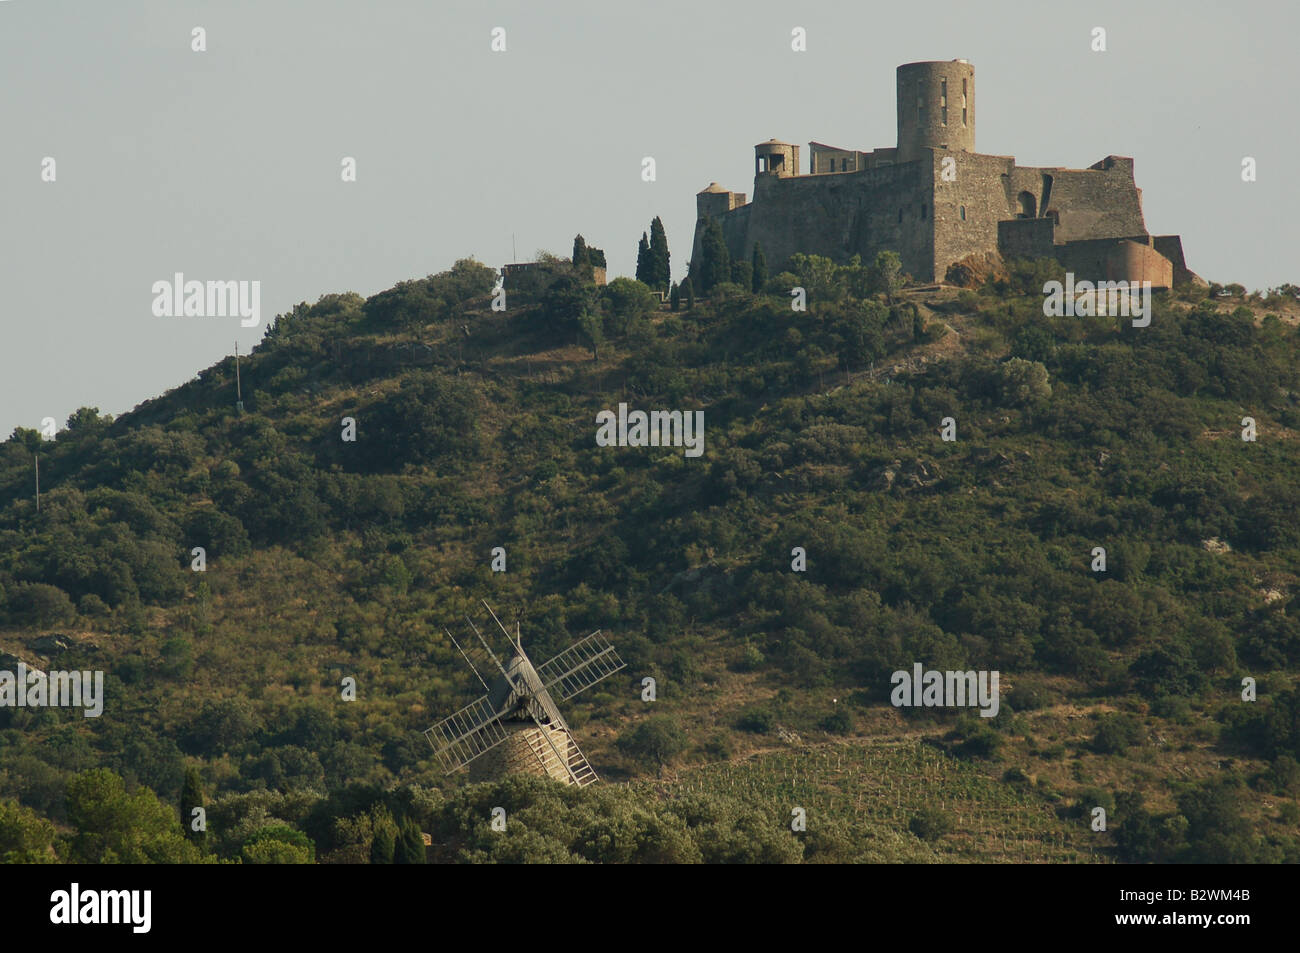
[691,60,1194,288]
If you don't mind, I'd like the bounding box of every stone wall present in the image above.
[1107,240,1173,287]
[997,218,1056,260]
[698,160,935,279]
[1153,235,1194,285]
[467,722,577,784]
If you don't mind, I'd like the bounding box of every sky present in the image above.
[2,0,1296,438]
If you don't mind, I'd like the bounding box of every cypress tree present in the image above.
[180,766,205,845]
[682,276,695,310]
[649,216,671,292]
[698,219,730,293]
[635,232,651,286]
[370,805,397,864]
[751,242,768,292]
[669,281,680,312]
[572,234,590,270]
[395,818,425,864]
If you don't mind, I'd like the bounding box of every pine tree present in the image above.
[180,766,205,846]
[698,219,730,293]
[669,281,680,312]
[649,216,671,292]
[751,242,768,292]
[682,276,695,310]
[635,232,651,286]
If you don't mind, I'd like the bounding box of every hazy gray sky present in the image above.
[2,0,1296,438]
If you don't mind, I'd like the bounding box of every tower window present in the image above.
[941,80,947,106]
[959,205,966,221]
[941,106,947,125]
[841,157,847,171]
[962,107,967,127]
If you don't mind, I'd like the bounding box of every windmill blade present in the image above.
[465,614,510,677]
[424,693,511,773]
[535,630,627,701]
[445,628,490,693]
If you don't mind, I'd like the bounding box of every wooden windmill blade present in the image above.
[535,630,627,701]
[423,693,512,773]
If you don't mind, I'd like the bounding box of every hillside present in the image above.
[1,256,1299,864]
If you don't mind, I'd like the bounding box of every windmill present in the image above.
[425,601,626,786]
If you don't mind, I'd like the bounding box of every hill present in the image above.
[1,255,1299,863]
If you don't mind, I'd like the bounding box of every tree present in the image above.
[996,358,1052,405]
[180,766,206,845]
[870,250,903,304]
[6,582,76,626]
[370,805,397,864]
[908,806,952,842]
[572,234,590,272]
[669,281,680,312]
[65,768,202,864]
[648,216,671,292]
[697,219,731,293]
[751,242,768,292]
[789,253,841,304]
[0,799,56,863]
[682,276,695,310]
[65,407,110,435]
[241,825,315,864]
[578,310,604,362]
[617,715,687,775]
[635,232,652,286]
[603,277,655,335]
[730,260,753,291]
[395,817,425,864]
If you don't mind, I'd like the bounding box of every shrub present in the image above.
[908,806,952,842]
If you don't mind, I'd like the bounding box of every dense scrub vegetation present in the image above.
[1,251,1298,862]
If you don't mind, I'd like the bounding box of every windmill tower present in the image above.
[425,601,626,786]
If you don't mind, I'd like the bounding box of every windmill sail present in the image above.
[424,693,512,773]
[536,631,627,700]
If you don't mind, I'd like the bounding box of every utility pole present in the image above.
[34,453,40,513]
[235,340,244,414]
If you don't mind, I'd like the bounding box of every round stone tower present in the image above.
[754,139,801,178]
[896,60,975,163]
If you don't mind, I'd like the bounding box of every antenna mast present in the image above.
[234,340,244,414]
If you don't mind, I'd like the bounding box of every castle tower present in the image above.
[754,139,801,178]
[896,60,974,163]
[697,182,744,222]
